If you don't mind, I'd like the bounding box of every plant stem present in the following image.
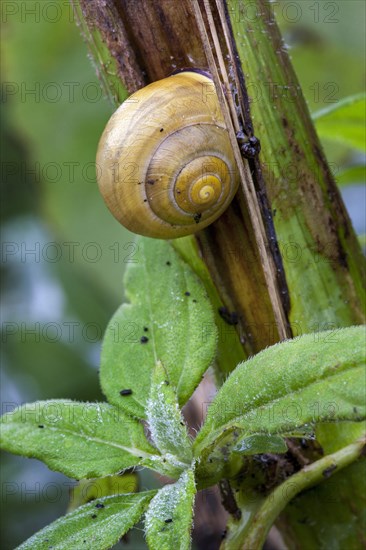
[222,437,366,550]
[228,0,365,330]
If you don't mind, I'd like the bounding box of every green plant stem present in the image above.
[221,437,366,550]
[228,0,365,329]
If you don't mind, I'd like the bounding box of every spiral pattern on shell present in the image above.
[96,71,239,238]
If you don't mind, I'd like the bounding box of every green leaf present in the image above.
[18,491,156,550]
[141,361,193,479]
[313,93,366,151]
[100,236,217,418]
[0,400,155,479]
[358,234,366,249]
[145,469,196,550]
[336,165,365,187]
[147,361,192,463]
[172,236,246,380]
[68,473,138,512]
[233,434,287,455]
[194,327,366,454]
[315,421,366,455]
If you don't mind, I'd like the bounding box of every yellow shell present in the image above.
[96,71,239,238]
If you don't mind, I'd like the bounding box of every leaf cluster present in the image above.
[1,238,365,549]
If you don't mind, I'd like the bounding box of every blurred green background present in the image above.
[0,1,364,548]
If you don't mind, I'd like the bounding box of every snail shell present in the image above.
[96,71,239,238]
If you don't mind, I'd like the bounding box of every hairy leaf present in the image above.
[18,491,156,550]
[68,473,138,512]
[100,236,217,418]
[233,434,287,455]
[147,361,192,462]
[0,400,155,479]
[145,469,196,550]
[195,327,366,454]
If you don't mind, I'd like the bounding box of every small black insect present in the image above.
[166,261,171,266]
[193,212,202,224]
[91,514,97,519]
[140,336,149,344]
[322,464,337,478]
[237,133,261,159]
[120,389,133,396]
[95,503,105,509]
[38,425,44,429]
[164,518,173,524]
[185,291,191,296]
[218,306,239,326]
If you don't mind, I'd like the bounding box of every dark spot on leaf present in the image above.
[193,299,197,303]
[140,336,149,344]
[95,503,104,509]
[143,327,149,332]
[120,389,133,396]
[38,425,44,429]
[91,514,97,519]
[185,291,190,296]
[160,128,164,132]
[164,518,173,523]
[322,464,337,478]
[166,261,171,266]
[218,306,239,325]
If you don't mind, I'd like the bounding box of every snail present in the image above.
[96,71,240,239]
